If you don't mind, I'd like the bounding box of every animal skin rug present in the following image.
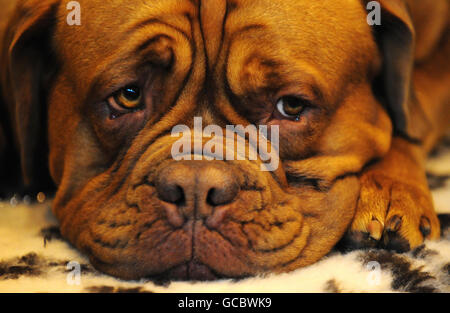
[1,138,449,293]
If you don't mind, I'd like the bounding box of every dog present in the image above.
[0,0,449,280]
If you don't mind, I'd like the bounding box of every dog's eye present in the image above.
[115,86,142,109]
[276,96,307,120]
[107,86,142,115]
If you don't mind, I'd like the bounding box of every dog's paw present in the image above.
[342,171,440,252]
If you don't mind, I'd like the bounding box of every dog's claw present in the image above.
[386,215,402,233]
[420,216,431,238]
[368,219,383,240]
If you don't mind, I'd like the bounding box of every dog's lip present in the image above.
[150,261,223,281]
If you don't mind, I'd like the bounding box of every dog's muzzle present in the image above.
[64,134,311,281]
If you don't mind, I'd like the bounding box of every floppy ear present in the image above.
[0,0,59,188]
[372,0,429,140]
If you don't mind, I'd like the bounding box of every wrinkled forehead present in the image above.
[54,0,376,90]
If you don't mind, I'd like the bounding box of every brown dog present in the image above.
[0,0,449,280]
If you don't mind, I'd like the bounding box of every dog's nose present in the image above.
[155,161,240,228]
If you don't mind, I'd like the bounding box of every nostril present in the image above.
[206,183,239,206]
[206,188,217,206]
[157,183,185,206]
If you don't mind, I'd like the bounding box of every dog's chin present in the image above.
[58,175,359,281]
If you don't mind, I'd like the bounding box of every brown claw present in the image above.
[386,215,402,232]
[368,219,383,240]
[419,216,431,238]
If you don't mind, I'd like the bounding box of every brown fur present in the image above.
[0,0,448,280]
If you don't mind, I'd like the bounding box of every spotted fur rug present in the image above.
[1,138,449,293]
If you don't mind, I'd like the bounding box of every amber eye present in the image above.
[115,86,142,109]
[276,96,306,119]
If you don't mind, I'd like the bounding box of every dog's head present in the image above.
[1,0,422,280]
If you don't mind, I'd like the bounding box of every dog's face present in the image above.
[3,0,418,280]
